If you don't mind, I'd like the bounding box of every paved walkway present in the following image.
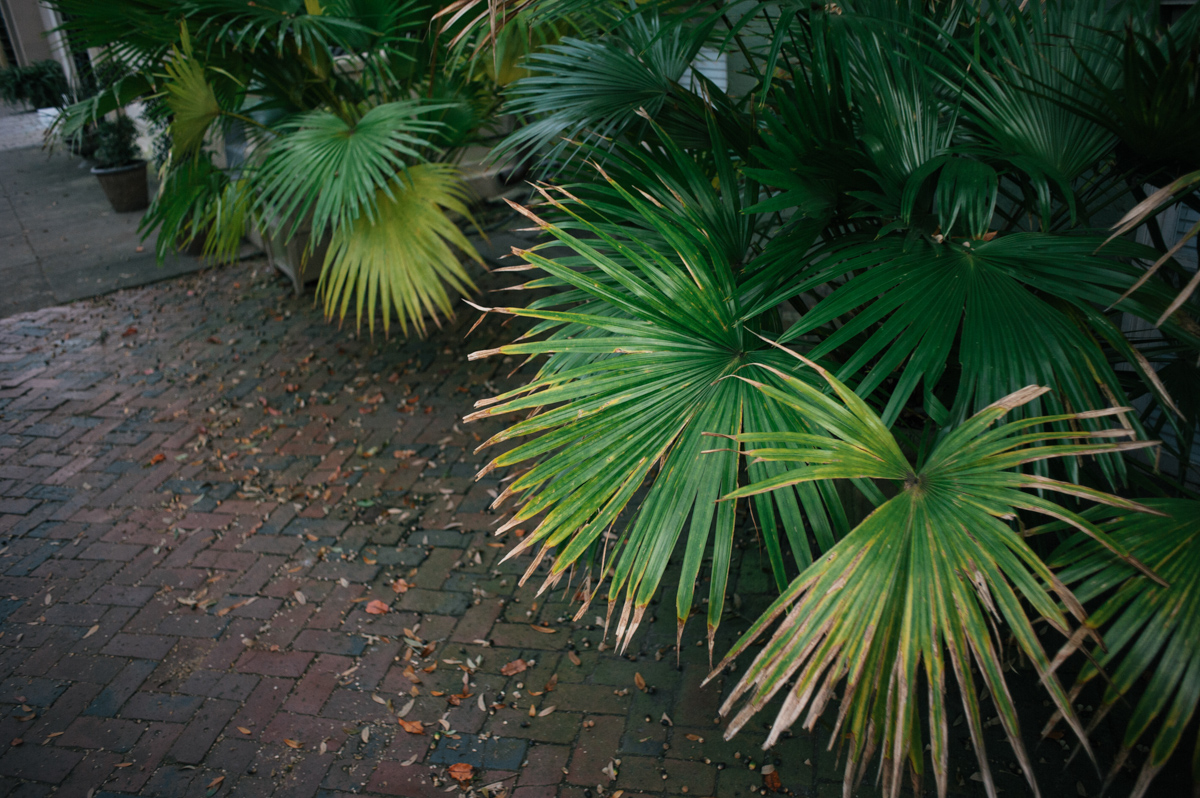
[0,251,1119,797]
[0,143,210,320]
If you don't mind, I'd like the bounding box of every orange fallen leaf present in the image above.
[365,600,389,615]
[530,624,556,634]
[398,719,424,734]
[283,739,302,749]
[634,672,647,691]
[237,727,252,735]
[121,327,138,337]
[391,578,411,594]
[568,650,582,666]
[763,770,783,792]
[207,775,225,789]
[114,762,132,768]
[685,733,704,742]
[447,762,473,784]
[500,659,528,676]
[148,453,165,466]
[544,673,558,692]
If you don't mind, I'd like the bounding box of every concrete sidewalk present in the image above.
[0,144,209,319]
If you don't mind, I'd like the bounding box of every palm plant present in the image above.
[51,0,498,334]
[462,0,1200,794]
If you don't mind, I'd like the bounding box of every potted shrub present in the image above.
[90,116,148,213]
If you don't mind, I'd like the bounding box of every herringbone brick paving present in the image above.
[0,258,1088,798]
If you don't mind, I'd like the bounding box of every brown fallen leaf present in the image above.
[500,659,528,676]
[538,705,556,717]
[365,600,390,615]
[148,453,165,466]
[114,762,133,768]
[283,739,303,749]
[544,673,558,692]
[447,762,473,784]
[207,775,225,789]
[237,727,252,735]
[530,624,556,634]
[391,578,411,594]
[634,672,647,692]
[16,713,34,722]
[9,739,20,747]
[685,733,704,742]
[217,599,250,618]
[83,624,100,639]
[529,704,537,717]
[45,732,63,739]
[568,650,582,666]
[398,719,424,734]
[764,769,783,792]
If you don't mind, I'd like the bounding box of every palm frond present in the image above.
[466,165,861,655]
[253,100,450,244]
[774,233,1198,486]
[1049,499,1200,798]
[318,163,480,337]
[714,363,1160,798]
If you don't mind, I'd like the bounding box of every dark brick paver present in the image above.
[0,256,1037,798]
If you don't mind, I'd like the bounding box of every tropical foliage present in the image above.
[461,0,1200,795]
[50,0,502,333]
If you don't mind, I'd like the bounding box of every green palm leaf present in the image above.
[775,233,1195,486]
[713,358,1161,798]
[253,100,451,245]
[318,163,480,336]
[465,162,863,655]
[1049,499,1200,798]
[493,11,711,168]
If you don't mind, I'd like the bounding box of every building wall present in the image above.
[0,0,52,66]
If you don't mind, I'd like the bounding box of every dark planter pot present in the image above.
[91,160,149,213]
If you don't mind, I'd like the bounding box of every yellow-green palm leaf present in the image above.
[318,163,480,336]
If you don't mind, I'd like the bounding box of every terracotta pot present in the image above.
[91,160,149,213]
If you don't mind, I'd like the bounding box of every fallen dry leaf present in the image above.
[398,719,424,735]
[400,753,420,766]
[634,672,647,692]
[207,776,225,789]
[685,733,704,742]
[544,673,558,692]
[365,600,389,615]
[237,727,252,735]
[763,769,783,792]
[530,624,556,634]
[500,659,528,676]
[568,650,582,666]
[391,578,411,594]
[84,624,101,639]
[148,453,165,466]
[447,763,474,784]
[538,705,556,717]
[283,739,303,749]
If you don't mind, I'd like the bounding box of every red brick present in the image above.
[236,649,314,678]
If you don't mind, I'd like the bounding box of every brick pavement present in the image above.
[0,258,1084,797]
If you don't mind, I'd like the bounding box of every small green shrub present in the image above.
[0,60,69,109]
[91,116,139,168]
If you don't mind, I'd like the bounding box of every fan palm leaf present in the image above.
[465,163,865,654]
[318,163,480,336]
[253,100,453,245]
[713,356,1161,798]
[1048,499,1200,798]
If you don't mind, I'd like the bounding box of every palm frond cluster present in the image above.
[52,0,530,334]
[455,2,1200,796]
